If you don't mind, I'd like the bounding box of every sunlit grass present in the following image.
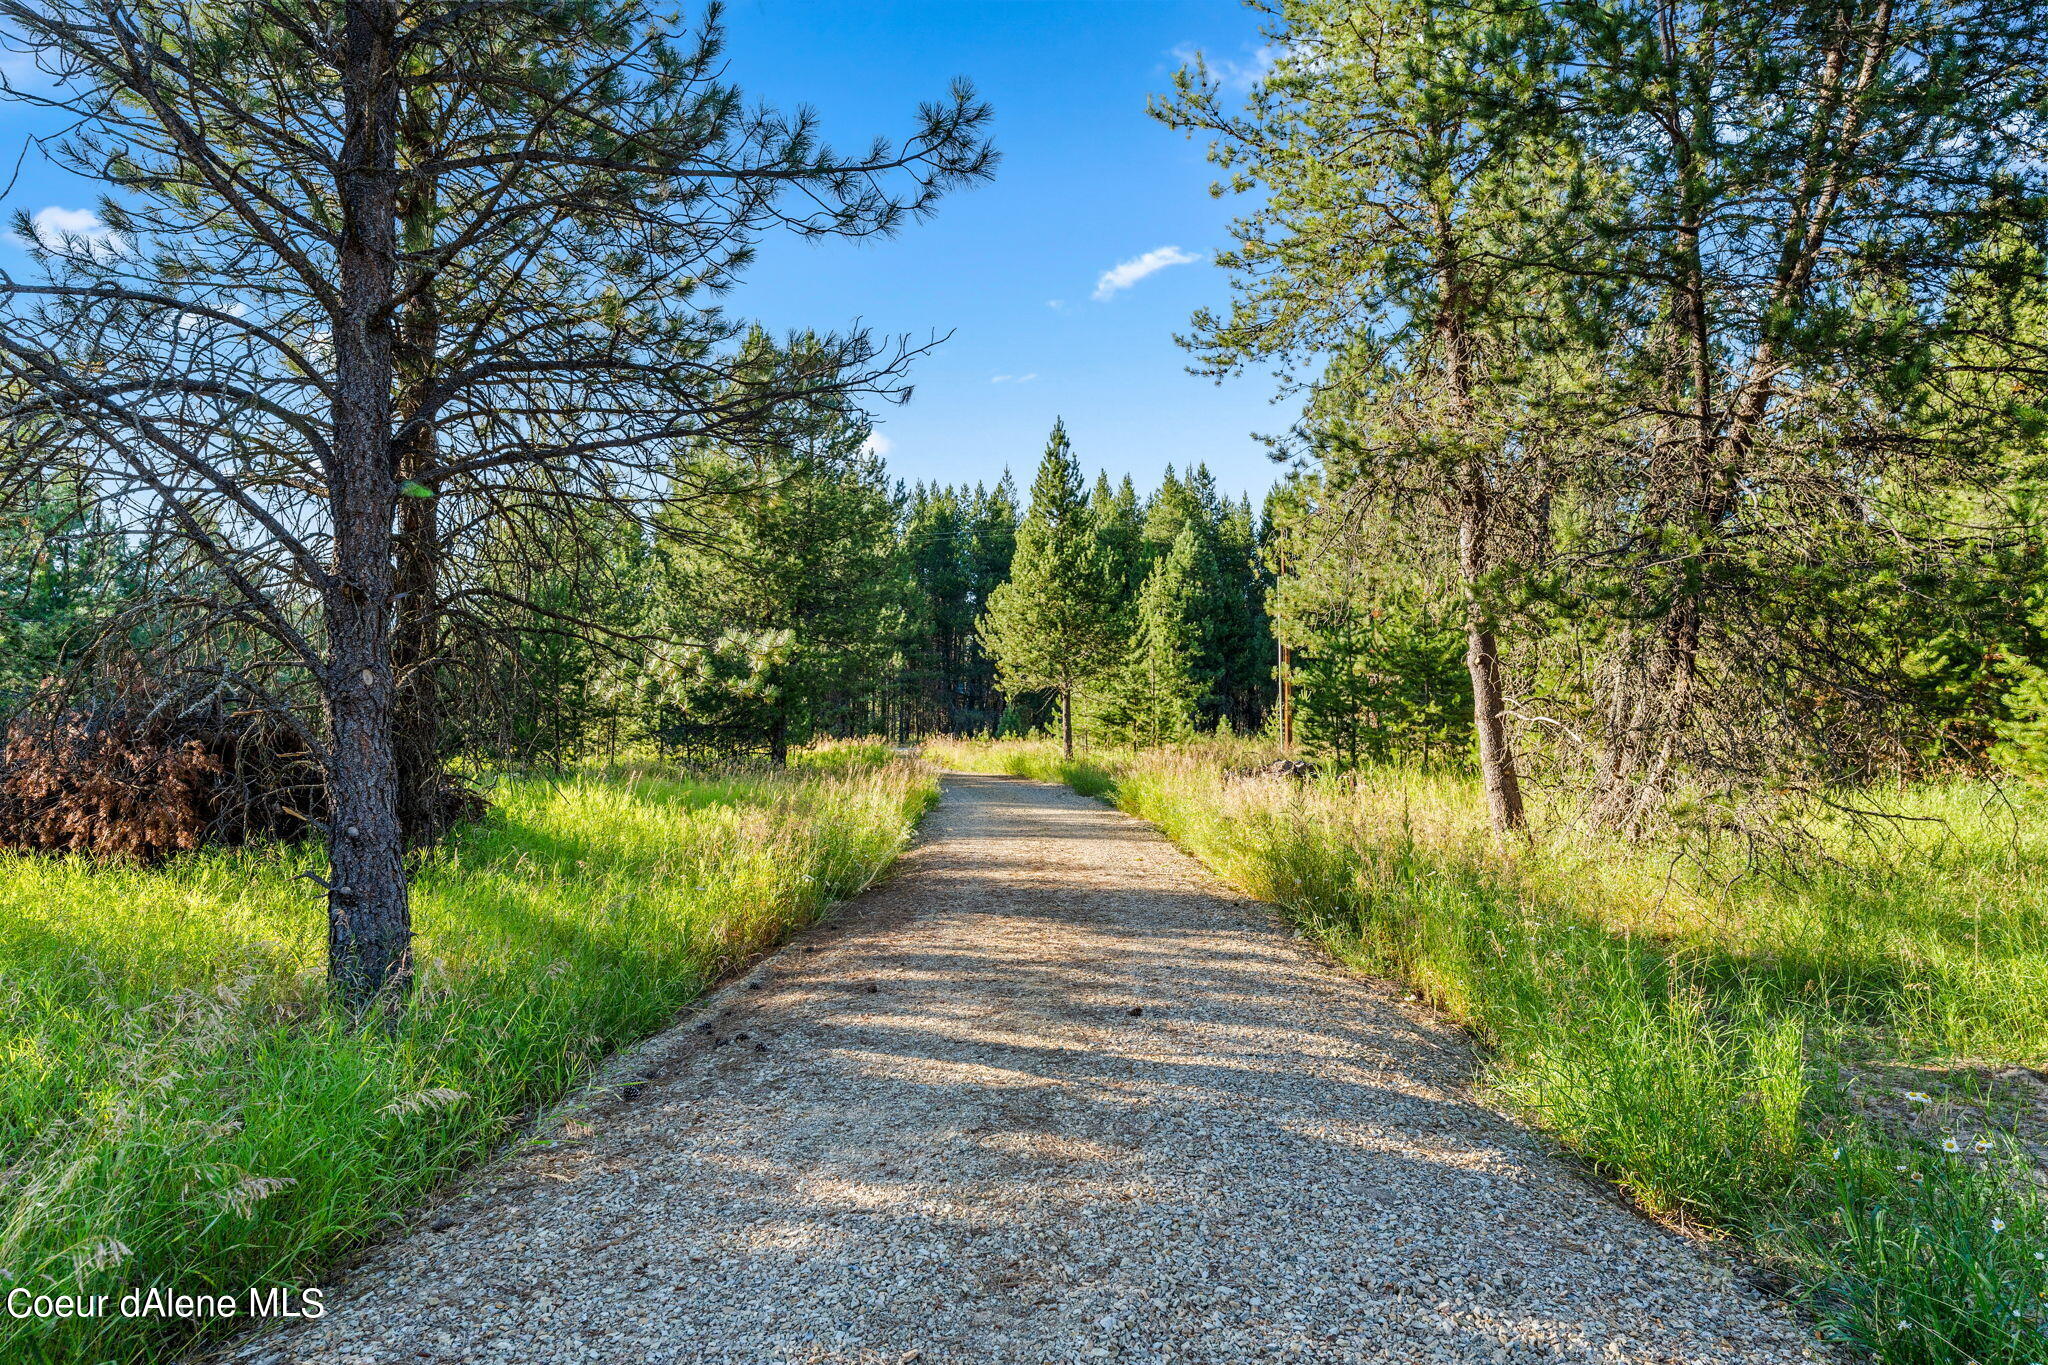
[929,737,2048,1364]
[0,746,937,1365]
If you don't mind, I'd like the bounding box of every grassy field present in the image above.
[0,746,935,1365]
[929,738,2048,1365]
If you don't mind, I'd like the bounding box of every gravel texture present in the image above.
[209,772,1818,1365]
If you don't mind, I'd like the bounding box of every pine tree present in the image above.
[652,400,901,764]
[1092,474,1149,605]
[1127,526,1218,745]
[1155,0,1560,830]
[900,484,971,734]
[1267,477,1471,768]
[1211,491,1269,732]
[978,420,1115,757]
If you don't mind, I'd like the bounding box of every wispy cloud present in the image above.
[990,373,1039,384]
[1169,42,1281,92]
[1094,245,1200,301]
[860,431,894,459]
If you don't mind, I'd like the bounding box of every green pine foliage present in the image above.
[898,478,1019,735]
[977,420,1119,755]
[651,421,902,763]
[1269,478,1473,768]
[1123,525,1219,745]
[0,472,137,698]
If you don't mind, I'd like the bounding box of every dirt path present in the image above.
[215,773,1816,1365]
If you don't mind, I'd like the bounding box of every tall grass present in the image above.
[0,751,936,1364]
[929,738,2048,1364]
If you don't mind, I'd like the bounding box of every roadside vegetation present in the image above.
[931,738,2048,1365]
[0,747,934,1365]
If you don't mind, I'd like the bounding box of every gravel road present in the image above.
[211,772,1818,1365]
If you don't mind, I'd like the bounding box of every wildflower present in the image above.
[1830,1147,1842,1161]
[1992,1217,2007,1234]
[1943,1138,1963,1153]
[1974,1138,1994,1154]
[1912,1172,1926,1184]
[1895,1164,1909,1173]
[1905,1090,1933,1104]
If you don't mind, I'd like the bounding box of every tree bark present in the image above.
[1457,483,1526,833]
[1432,208,1526,835]
[391,485,442,841]
[391,92,447,845]
[324,0,409,1017]
[1060,685,1074,759]
[769,671,790,766]
[1277,638,1294,754]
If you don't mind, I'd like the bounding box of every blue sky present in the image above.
[0,1,1294,503]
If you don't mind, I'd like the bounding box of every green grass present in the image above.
[928,738,2048,1365]
[0,748,936,1364]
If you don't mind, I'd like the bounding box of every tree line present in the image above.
[8,0,2048,1014]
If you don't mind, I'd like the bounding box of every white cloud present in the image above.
[16,205,128,260]
[1094,245,1200,301]
[990,373,1039,385]
[860,431,893,458]
[34,206,101,235]
[1046,299,1067,311]
[1170,42,1281,92]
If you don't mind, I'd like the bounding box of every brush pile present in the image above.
[0,693,323,861]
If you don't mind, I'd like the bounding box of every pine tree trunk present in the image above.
[391,102,446,846]
[1432,218,1525,836]
[1061,686,1074,759]
[1277,639,1294,753]
[391,490,441,843]
[1458,481,1526,834]
[325,0,409,1017]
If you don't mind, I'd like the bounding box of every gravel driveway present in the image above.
[212,772,1817,1365]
